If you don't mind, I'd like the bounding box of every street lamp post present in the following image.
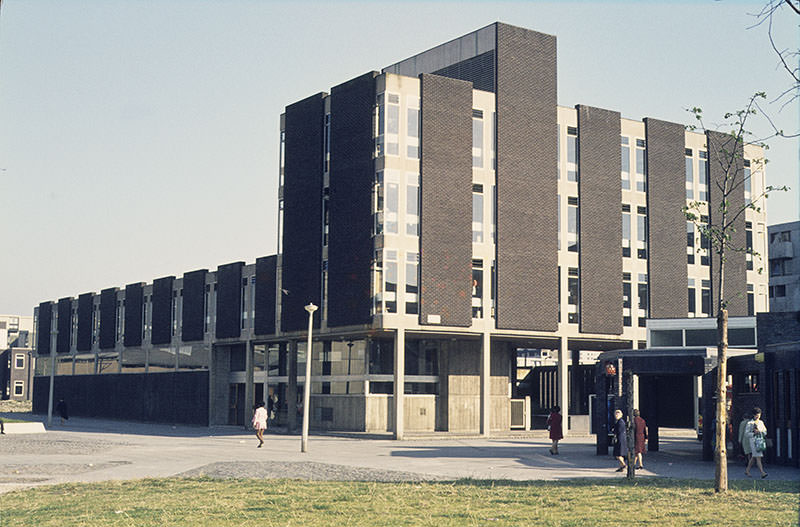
[301,303,317,453]
[47,325,57,427]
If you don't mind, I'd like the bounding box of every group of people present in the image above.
[611,408,648,471]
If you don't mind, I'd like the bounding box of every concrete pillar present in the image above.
[557,336,569,435]
[244,340,254,428]
[287,340,298,433]
[480,331,491,436]
[393,329,405,439]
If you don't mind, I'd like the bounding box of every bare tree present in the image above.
[752,1,800,110]
[685,93,787,493]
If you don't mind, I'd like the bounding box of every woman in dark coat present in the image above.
[612,409,627,471]
[547,406,563,455]
[633,409,648,470]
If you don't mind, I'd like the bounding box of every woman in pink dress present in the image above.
[547,406,563,455]
[252,401,268,448]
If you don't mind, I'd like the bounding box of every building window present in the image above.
[472,259,483,319]
[324,113,331,172]
[473,185,484,243]
[635,138,646,192]
[746,222,753,271]
[698,151,708,201]
[688,278,696,317]
[406,173,419,236]
[701,280,711,316]
[685,152,694,200]
[769,284,786,298]
[637,273,648,327]
[770,259,787,277]
[743,160,752,206]
[636,206,647,259]
[567,196,579,252]
[700,215,710,266]
[770,230,791,243]
[622,204,631,258]
[13,381,24,397]
[384,250,397,314]
[372,250,383,314]
[687,221,695,265]
[567,127,578,182]
[373,171,384,235]
[567,267,579,324]
[621,136,630,190]
[747,284,754,316]
[472,109,483,168]
[405,252,418,315]
[385,176,399,234]
[375,93,399,156]
[623,272,631,327]
[14,353,25,369]
[407,97,419,159]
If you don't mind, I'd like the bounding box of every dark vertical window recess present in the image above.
[701,280,711,316]
[622,272,632,328]
[745,221,754,271]
[37,302,53,355]
[688,285,696,315]
[182,270,207,342]
[687,222,695,264]
[57,298,72,354]
[747,285,754,316]
[151,277,175,346]
[216,262,244,339]
[472,259,483,319]
[77,293,94,352]
[124,283,144,347]
[99,288,118,350]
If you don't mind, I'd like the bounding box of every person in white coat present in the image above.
[744,407,768,478]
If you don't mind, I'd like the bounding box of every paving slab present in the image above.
[0,415,797,494]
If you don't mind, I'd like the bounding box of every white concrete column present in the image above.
[557,336,569,435]
[393,329,405,439]
[480,331,491,436]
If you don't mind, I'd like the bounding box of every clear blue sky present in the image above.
[1,0,797,316]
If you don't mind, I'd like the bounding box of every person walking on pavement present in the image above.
[633,409,647,470]
[547,406,563,455]
[251,401,268,448]
[745,407,768,478]
[612,409,628,472]
[738,412,752,464]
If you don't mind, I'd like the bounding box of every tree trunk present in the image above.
[714,308,729,493]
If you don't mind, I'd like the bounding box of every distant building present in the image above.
[768,221,799,312]
[32,22,769,434]
[0,315,34,401]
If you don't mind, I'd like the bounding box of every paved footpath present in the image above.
[1,414,798,494]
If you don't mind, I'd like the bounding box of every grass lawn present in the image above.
[0,418,29,424]
[1,477,797,526]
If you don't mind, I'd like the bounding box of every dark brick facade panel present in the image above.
[577,105,622,334]
[757,311,800,348]
[36,302,53,355]
[76,293,94,352]
[216,262,243,339]
[327,72,377,328]
[57,297,72,354]
[419,73,473,327]
[254,256,277,335]
[495,23,558,331]
[645,118,689,319]
[707,131,748,316]
[182,269,207,342]
[99,288,118,349]
[33,371,209,425]
[151,276,175,346]
[124,283,144,347]
[281,93,326,332]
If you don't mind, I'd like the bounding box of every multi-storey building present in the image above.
[32,23,769,435]
[768,221,799,312]
[0,314,34,401]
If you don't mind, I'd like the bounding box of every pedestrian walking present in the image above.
[745,407,768,478]
[56,399,69,424]
[612,409,627,472]
[738,412,752,464]
[547,405,563,455]
[633,409,647,470]
[251,401,268,448]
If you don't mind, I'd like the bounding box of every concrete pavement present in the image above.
[1,414,797,494]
